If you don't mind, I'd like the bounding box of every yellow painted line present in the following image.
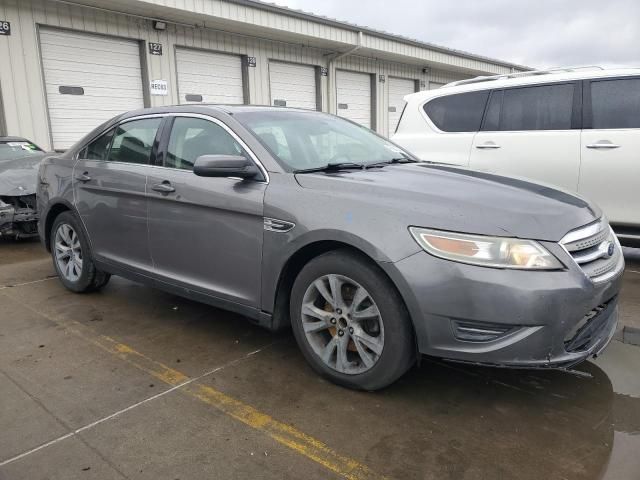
[0,291,384,480]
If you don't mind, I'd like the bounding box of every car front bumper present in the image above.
[0,195,39,239]
[384,247,623,369]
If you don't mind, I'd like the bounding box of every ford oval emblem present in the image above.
[607,242,615,257]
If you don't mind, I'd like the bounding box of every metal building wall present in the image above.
[0,0,474,148]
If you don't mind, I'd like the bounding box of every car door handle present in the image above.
[586,142,620,149]
[151,181,175,193]
[475,143,501,149]
[75,172,92,183]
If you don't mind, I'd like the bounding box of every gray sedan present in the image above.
[37,106,624,390]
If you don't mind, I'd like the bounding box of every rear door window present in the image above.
[423,90,489,132]
[107,118,162,165]
[590,78,640,129]
[499,84,574,131]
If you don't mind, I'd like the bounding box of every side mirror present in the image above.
[193,155,259,179]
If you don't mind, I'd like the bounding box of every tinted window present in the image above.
[500,84,574,131]
[591,78,640,129]
[81,129,114,160]
[166,117,247,170]
[423,91,489,132]
[108,118,161,164]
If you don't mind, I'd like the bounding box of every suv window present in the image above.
[80,129,114,160]
[591,78,640,129]
[499,84,574,131]
[107,118,162,164]
[166,117,247,170]
[423,91,489,132]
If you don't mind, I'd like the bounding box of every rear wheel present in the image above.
[290,250,415,390]
[50,211,110,293]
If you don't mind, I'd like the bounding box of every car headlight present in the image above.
[409,227,563,270]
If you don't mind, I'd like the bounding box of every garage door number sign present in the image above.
[0,21,10,36]
[149,42,163,55]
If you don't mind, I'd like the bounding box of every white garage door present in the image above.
[269,61,317,110]
[388,77,415,134]
[39,29,144,150]
[176,48,244,105]
[336,70,372,129]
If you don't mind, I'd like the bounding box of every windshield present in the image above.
[234,110,415,171]
[0,141,43,161]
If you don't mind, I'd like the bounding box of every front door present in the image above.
[147,115,266,307]
[74,117,162,270]
[469,83,581,191]
[579,77,640,227]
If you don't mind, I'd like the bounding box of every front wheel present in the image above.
[290,250,415,390]
[50,211,110,293]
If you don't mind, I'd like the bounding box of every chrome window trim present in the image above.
[160,113,270,184]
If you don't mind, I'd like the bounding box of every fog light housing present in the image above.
[452,320,514,342]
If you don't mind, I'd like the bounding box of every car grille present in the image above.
[560,219,624,283]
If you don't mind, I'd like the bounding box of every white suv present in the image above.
[392,67,640,246]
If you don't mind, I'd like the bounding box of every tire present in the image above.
[290,249,415,391]
[50,211,111,293]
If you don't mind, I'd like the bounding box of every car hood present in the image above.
[0,154,44,196]
[294,163,600,242]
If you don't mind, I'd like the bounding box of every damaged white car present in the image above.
[0,137,44,239]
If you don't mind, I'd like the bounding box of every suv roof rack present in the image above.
[442,65,605,88]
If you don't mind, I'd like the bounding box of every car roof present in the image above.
[405,67,640,103]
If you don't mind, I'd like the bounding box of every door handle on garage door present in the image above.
[75,172,91,182]
[151,181,175,193]
[586,141,620,149]
[475,142,501,149]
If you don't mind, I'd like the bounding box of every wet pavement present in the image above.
[1,238,639,480]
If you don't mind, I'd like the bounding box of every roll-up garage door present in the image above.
[388,77,416,134]
[176,48,244,105]
[39,29,144,150]
[269,61,317,110]
[336,70,372,129]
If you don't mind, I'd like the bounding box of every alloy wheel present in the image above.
[54,223,83,282]
[301,274,385,375]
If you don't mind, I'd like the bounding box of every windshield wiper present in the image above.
[293,162,376,174]
[365,157,419,168]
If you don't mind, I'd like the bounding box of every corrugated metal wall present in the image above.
[0,0,475,149]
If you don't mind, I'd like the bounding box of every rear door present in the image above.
[146,115,266,307]
[74,117,162,270]
[579,77,640,226]
[413,90,489,165]
[469,82,581,191]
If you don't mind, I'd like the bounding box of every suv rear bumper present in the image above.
[385,250,623,368]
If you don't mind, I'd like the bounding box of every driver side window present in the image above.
[166,117,247,171]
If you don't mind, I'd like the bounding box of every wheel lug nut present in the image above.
[330,318,336,324]
[338,330,344,337]
[336,308,342,315]
[349,327,354,334]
